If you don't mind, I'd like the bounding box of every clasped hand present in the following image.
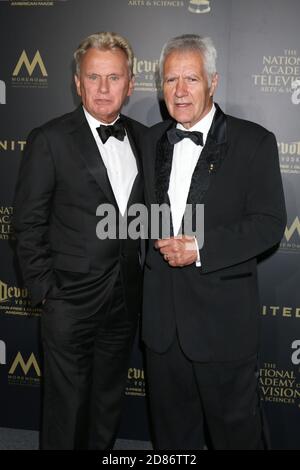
[155,235,198,267]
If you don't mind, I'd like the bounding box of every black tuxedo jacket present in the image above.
[142,104,286,362]
[13,106,146,316]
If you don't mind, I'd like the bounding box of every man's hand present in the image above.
[155,235,198,267]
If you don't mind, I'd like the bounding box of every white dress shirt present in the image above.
[168,104,216,264]
[83,107,138,216]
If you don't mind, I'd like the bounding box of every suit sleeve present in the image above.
[13,127,56,306]
[200,131,287,274]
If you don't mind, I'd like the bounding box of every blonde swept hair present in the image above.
[74,31,134,78]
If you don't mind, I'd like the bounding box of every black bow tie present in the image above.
[167,128,204,146]
[96,119,126,144]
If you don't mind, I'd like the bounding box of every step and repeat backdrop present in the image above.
[0,0,299,449]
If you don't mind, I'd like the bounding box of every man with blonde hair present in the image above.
[13,32,146,450]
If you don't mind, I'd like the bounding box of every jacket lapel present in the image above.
[70,106,117,205]
[154,122,176,236]
[122,116,143,208]
[187,103,228,206]
[155,121,175,206]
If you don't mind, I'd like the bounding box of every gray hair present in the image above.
[159,34,217,86]
[74,31,134,78]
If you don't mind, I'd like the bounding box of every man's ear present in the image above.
[74,74,81,97]
[127,76,135,97]
[209,72,218,97]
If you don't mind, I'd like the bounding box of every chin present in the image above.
[174,111,192,120]
[94,108,113,119]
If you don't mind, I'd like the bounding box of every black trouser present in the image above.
[41,274,136,450]
[146,335,268,450]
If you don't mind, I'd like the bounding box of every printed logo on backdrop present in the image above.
[0,279,41,317]
[260,362,300,407]
[9,0,68,7]
[0,140,26,155]
[126,367,145,397]
[0,206,15,241]
[188,0,210,13]
[128,1,211,90]
[0,340,6,365]
[133,57,159,92]
[8,352,41,387]
[12,50,48,89]
[0,80,6,104]
[278,141,300,175]
[262,305,300,320]
[127,0,211,14]
[280,216,300,253]
[291,340,300,365]
[252,49,300,99]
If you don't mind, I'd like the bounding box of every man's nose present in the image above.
[98,77,109,93]
[175,78,188,97]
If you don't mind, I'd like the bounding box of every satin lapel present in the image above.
[154,125,176,237]
[71,113,117,205]
[155,125,175,205]
[187,104,228,206]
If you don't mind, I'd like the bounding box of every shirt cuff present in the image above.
[194,236,201,267]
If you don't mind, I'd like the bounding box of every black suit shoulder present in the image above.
[28,108,148,142]
[226,113,274,141]
[26,107,84,143]
[147,111,272,142]
[121,114,148,133]
[149,119,173,139]
[45,108,81,130]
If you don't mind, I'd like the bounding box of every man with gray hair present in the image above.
[142,34,286,449]
[13,32,146,449]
